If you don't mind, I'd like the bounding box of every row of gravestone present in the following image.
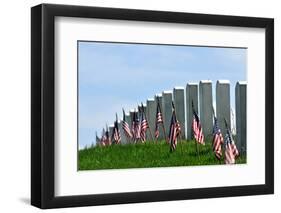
[107,80,247,155]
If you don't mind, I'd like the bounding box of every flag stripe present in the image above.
[212,117,224,160]
[155,100,163,139]
[192,109,205,145]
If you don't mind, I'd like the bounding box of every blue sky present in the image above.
[78,41,247,149]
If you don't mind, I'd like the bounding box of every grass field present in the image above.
[78,140,246,170]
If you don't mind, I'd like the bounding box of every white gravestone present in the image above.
[235,81,247,155]
[199,80,213,140]
[186,83,199,140]
[173,87,186,139]
[216,80,231,136]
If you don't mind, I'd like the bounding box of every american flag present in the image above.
[122,109,132,139]
[168,102,181,151]
[140,104,149,142]
[192,102,205,145]
[105,125,111,146]
[155,97,163,139]
[212,116,224,160]
[132,111,141,141]
[224,119,239,164]
[112,117,121,144]
[100,128,107,146]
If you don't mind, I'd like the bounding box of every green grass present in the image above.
[79,140,246,170]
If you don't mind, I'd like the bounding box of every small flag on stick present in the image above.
[192,101,205,145]
[132,110,141,142]
[224,119,239,164]
[212,110,224,160]
[112,114,121,144]
[140,104,149,142]
[122,109,132,139]
[168,101,181,151]
[155,96,164,139]
[102,125,111,146]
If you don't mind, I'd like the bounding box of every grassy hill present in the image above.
[78,140,246,170]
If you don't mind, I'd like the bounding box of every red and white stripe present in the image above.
[224,126,239,164]
[135,123,141,139]
[132,112,141,141]
[122,119,132,139]
[213,132,224,159]
[231,143,239,158]
[155,101,163,139]
[212,117,224,160]
[169,111,181,151]
[155,111,163,139]
[141,118,149,142]
[113,124,121,144]
[225,142,235,164]
[192,117,205,145]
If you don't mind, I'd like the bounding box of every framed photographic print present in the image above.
[31,3,274,209]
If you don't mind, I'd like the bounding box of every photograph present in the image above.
[30,3,274,209]
[78,41,247,170]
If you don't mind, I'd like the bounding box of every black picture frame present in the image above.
[31,3,274,209]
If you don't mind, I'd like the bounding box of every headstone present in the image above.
[199,80,213,139]
[186,83,199,140]
[173,87,185,139]
[162,91,173,138]
[216,80,231,136]
[142,103,147,115]
[146,98,156,141]
[154,94,164,140]
[129,109,135,127]
[235,81,247,155]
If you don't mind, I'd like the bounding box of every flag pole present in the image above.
[171,101,184,154]
[106,123,111,146]
[157,96,168,144]
[162,122,168,144]
[212,106,222,164]
[122,108,131,144]
[95,131,98,147]
[113,112,119,144]
[133,109,137,144]
[178,130,184,155]
[141,103,155,143]
[192,100,200,159]
[195,139,200,160]
[160,114,169,143]
[154,99,158,143]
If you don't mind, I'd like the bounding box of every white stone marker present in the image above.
[199,80,213,139]
[186,83,199,140]
[173,87,186,139]
[162,91,173,137]
[129,109,135,127]
[216,80,231,136]
[146,98,156,141]
[235,81,247,155]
